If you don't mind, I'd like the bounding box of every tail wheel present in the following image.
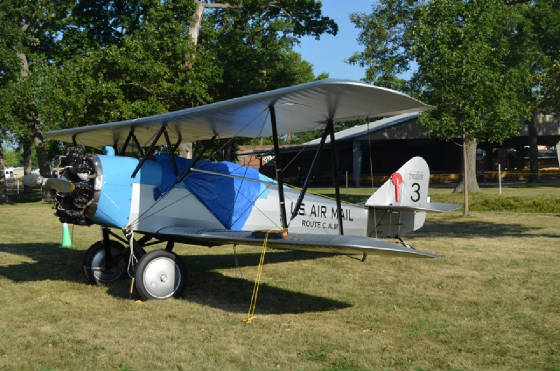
[83,240,128,284]
[134,249,186,300]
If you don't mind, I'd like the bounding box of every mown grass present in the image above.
[0,185,559,370]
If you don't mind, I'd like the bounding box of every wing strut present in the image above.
[119,127,135,155]
[269,104,288,230]
[289,124,329,223]
[131,124,167,178]
[327,119,344,235]
[118,126,146,157]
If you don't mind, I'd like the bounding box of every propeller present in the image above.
[23,174,75,194]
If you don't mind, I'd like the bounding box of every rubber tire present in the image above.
[134,249,186,300]
[83,240,128,284]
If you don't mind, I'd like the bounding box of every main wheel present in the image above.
[83,240,128,284]
[134,249,186,300]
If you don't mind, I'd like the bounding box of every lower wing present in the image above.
[151,227,441,258]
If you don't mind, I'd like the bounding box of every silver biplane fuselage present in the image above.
[90,154,367,237]
[33,79,458,300]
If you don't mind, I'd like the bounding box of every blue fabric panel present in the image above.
[155,155,261,230]
[132,160,162,186]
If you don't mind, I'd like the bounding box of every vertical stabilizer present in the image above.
[366,156,430,209]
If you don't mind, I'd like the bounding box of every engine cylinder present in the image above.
[55,147,99,225]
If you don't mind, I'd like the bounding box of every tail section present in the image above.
[365,157,459,239]
[366,156,430,210]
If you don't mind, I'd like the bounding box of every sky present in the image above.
[293,0,374,81]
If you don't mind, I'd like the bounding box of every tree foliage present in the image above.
[0,0,337,167]
[521,0,560,114]
[351,0,530,143]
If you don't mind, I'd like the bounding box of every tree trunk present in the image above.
[31,116,50,178]
[17,43,52,199]
[188,0,247,47]
[184,1,207,159]
[22,139,33,192]
[454,137,479,215]
[178,142,193,159]
[30,114,54,201]
[528,114,539,182]
[188,0,206,47]
[0,140,7,204]
[462,136,469,216]
[454,138,480,192]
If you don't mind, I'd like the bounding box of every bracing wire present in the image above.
[229,181,280,230]
[281,145,308,173]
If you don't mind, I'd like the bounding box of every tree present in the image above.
[0,0,78,192]
[55,0,336,134]
[350,0,530,215]
[516,0,560,181]
[1,0,337,175]
[524,0,560,114]
[0,139,6,204]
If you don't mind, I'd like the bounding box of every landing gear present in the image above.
[134,249,187,300]
[83,240,128,284]
[82,227,186,300]
[83,227,146,285]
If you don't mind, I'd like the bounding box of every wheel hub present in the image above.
[142,257,181,299]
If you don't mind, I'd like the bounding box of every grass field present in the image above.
[0,185,559,370]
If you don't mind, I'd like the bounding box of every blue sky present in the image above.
[294,1,374,81]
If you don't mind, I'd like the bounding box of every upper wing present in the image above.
[152,227,442,258]
[44,79,432,149]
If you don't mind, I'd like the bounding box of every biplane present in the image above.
[27,79,459,300]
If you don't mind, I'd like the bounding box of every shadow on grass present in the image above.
[6,190,44,203]
[183,249,332,272]
[415,220,559,239]
[0,243,350,314]
[184,271,349,314]
[0,243,83,282]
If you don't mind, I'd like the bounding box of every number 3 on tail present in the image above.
[411,182,420,202]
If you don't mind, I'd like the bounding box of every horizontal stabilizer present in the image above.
[153,227,441,258]
[368,202,460,213]
[422,202,461,212]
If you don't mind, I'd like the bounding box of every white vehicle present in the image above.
[4,168,14,179]
[27,79,459,300]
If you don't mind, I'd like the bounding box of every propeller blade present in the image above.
[45,178,75,193]
[22,174,44,188]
